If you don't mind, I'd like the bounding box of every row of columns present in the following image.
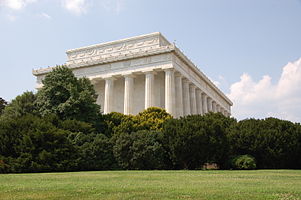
[103,68,230,117]
[174,72,230,117]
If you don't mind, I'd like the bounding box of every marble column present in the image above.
[175,73,184,117]
[190,85,197,115]
[104,77,115,114]
[220,107,224,115]
[165,69,175,116]
[183,79,191,116]
[124,74,134,115]
[202,93,208,114]
[145,71,155,109]
[212,101,217,113]
[216,104,220,113]
[228,109,231,117]
[196,89,203,115]
[207,97,213,112]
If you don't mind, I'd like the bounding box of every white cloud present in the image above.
[228,57,301,122]
[61,0,88,15]
[0,0,37,10]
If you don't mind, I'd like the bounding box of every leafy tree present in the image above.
[163,113,235,169]
[134,107,173,131]
[59,119,96,136]
[103,112,131,137]
[1,91,37,118]
[228,118,301,169]
[61,119,117,170]
[112,107,172,136]
[113,130,167,169]
[0,114,78,173]
[0,97,7,115]
[35,65,101,125]
[82,133,117,170]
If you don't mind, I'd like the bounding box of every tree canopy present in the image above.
[1,91,36,118]
[35,65,101,124]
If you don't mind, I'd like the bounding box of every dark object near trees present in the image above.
[0,97,7,115]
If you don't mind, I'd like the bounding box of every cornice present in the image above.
[32,45,174,75]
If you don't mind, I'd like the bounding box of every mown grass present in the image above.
[0,170,300,200]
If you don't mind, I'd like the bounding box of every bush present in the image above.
[163,113,234,169]
[232,155,256,170]
[113,130,167,170]
[0,115,79,173]
[228,118,301,169]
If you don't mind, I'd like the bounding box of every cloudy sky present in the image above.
[1,0,301,122]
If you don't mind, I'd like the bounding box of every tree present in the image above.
[113,130,167,169]
[0,114,78,173]
[35,65,101,125]
[60,119,117,170]
[163,113,235,169]
[1,91,36,118]
[111,107,172,136]
[134,107,172,131]
[103,112,131,137]
[228,117,301,169]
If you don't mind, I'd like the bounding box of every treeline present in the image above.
[0,66,301,173]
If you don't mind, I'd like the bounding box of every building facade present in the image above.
[33,32,232,117]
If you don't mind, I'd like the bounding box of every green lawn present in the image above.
[0,170,300,200]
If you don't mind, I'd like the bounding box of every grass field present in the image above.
[0,170,300,200]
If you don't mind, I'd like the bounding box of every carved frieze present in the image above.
[66,33,168,65]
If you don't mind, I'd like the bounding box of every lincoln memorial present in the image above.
[33,32,232,117]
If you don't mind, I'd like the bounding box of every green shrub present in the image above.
[113,130,167,169]
[232,155,256,170]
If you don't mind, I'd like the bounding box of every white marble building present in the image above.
[33,32,232,117]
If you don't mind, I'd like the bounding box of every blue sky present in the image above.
[1,0,301,121]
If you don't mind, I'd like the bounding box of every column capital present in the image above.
[196,88,203,95]
[123,73,135,78]
[89,75,102,82]
[163,68,175,73]
[142,69,157,75]
[103,75,116,81]
[89,78,101,85]
[189,84,196,89]
[174,71,183,78]
[182,78,190,84]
